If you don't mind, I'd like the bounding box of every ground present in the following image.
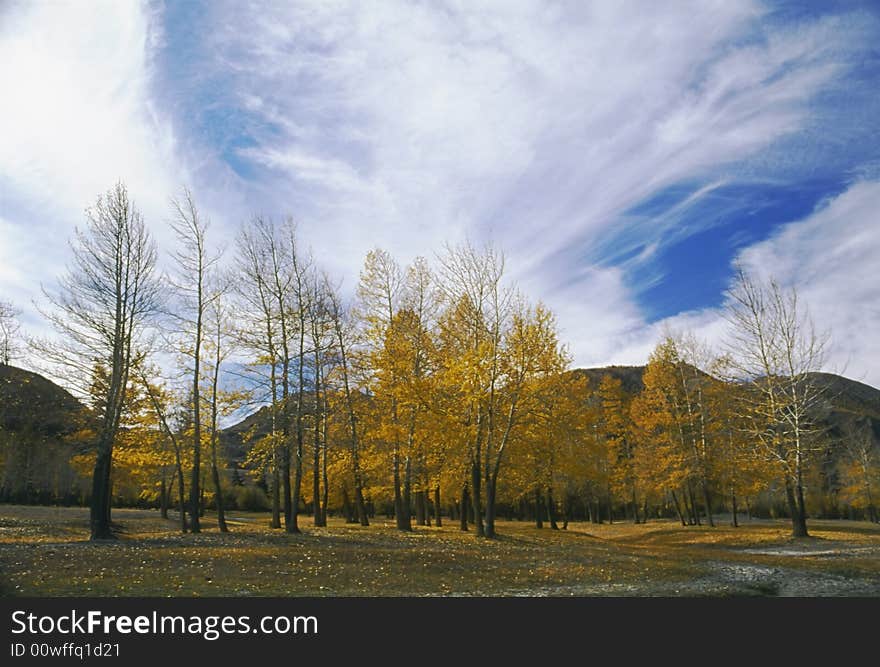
[0,505,878,596]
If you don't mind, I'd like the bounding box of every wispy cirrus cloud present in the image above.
[1,1,878,384]
[0,0,183,328]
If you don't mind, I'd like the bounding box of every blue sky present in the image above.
[1,0,879,385]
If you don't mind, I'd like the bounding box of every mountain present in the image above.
[0,364,90,503]
[570,365,645,395]
[0,363,87,436]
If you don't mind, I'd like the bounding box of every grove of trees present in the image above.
[1,182,878,540]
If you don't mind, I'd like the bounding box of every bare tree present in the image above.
[168,188,221,534]
[234,218,284,528]
[723,269,829,537]
[325,278,369,526]
[307,272,333,526]
[205,278,235,532]
[35,182,160,539]
[0,300,21,366]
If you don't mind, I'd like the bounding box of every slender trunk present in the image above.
[354,485,368,527]
[434,486,442,527]
[341,484,355,523]
[701,482,714,527]
[189,318,203,534]
[393,446,406,530]
[402,456,413,531]
[283,443,294,531]
[271,464,281,529]
[460,484,469,531]
[547,486,559,530]
[160,468,168,519]
[670,489,686,526]
[174,452,187,532]
[210,451,227,532]
[209,337,228,532]
[312,415,323,527]
[534,487,544,529]
[321,414,329,526]
[484,476,497,538]
[794,477,809,538]
[333,312,368,527]
[471,458,484,536]
[731,491,739,528]
[414,490,425,526]
[688,480,701,526]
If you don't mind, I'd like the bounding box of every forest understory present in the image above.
[1,505,877,597]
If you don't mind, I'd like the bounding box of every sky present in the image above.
[1,0,879,386]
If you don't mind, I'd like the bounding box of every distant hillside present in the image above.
[0,363,87,436]
[570,365,646,394]
[0,364,90,503]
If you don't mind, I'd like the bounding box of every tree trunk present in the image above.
[794,478,809,538]
[731,491,739,528]
[89,446,113,539]
[342,485,355,523]
[312,428,322,527]
[460,484,469,531]
[701,482,714,527]
[393,447,406,530]
[484,476,497,538]
[159,470,168,519]
[270,464,281,529]
[547,487,559,530]
[670,489,686,527]
[534,487,544,529]
[688,481,701,526]
[354,484,369,527]
[415,489,426,526]
[785,478,808,537]
[321,432,329,527]
[398,456,412,532]
[471,459,484,537]
[283,445,294,532]
[434,486,442,527]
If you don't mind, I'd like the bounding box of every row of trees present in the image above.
[2,182,877,539]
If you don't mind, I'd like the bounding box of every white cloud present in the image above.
[1,1,877,388]
[194,1,872,371]
[607,180,880,386]
[0,0,184,346]
[736,180,880,385]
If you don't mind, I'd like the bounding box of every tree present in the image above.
[838,418,879,523]
[134,363,188,532]
[168,189,220,534]
[36,182,160,539]
[723,269,829,538]
[358,249,410,530]
[325,279,369,525]
[0,300,21,366]
[600,375,640,523]
[234,217,284,528]
[204,281,238,532]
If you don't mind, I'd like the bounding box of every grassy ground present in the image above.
[0,504,878,596]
